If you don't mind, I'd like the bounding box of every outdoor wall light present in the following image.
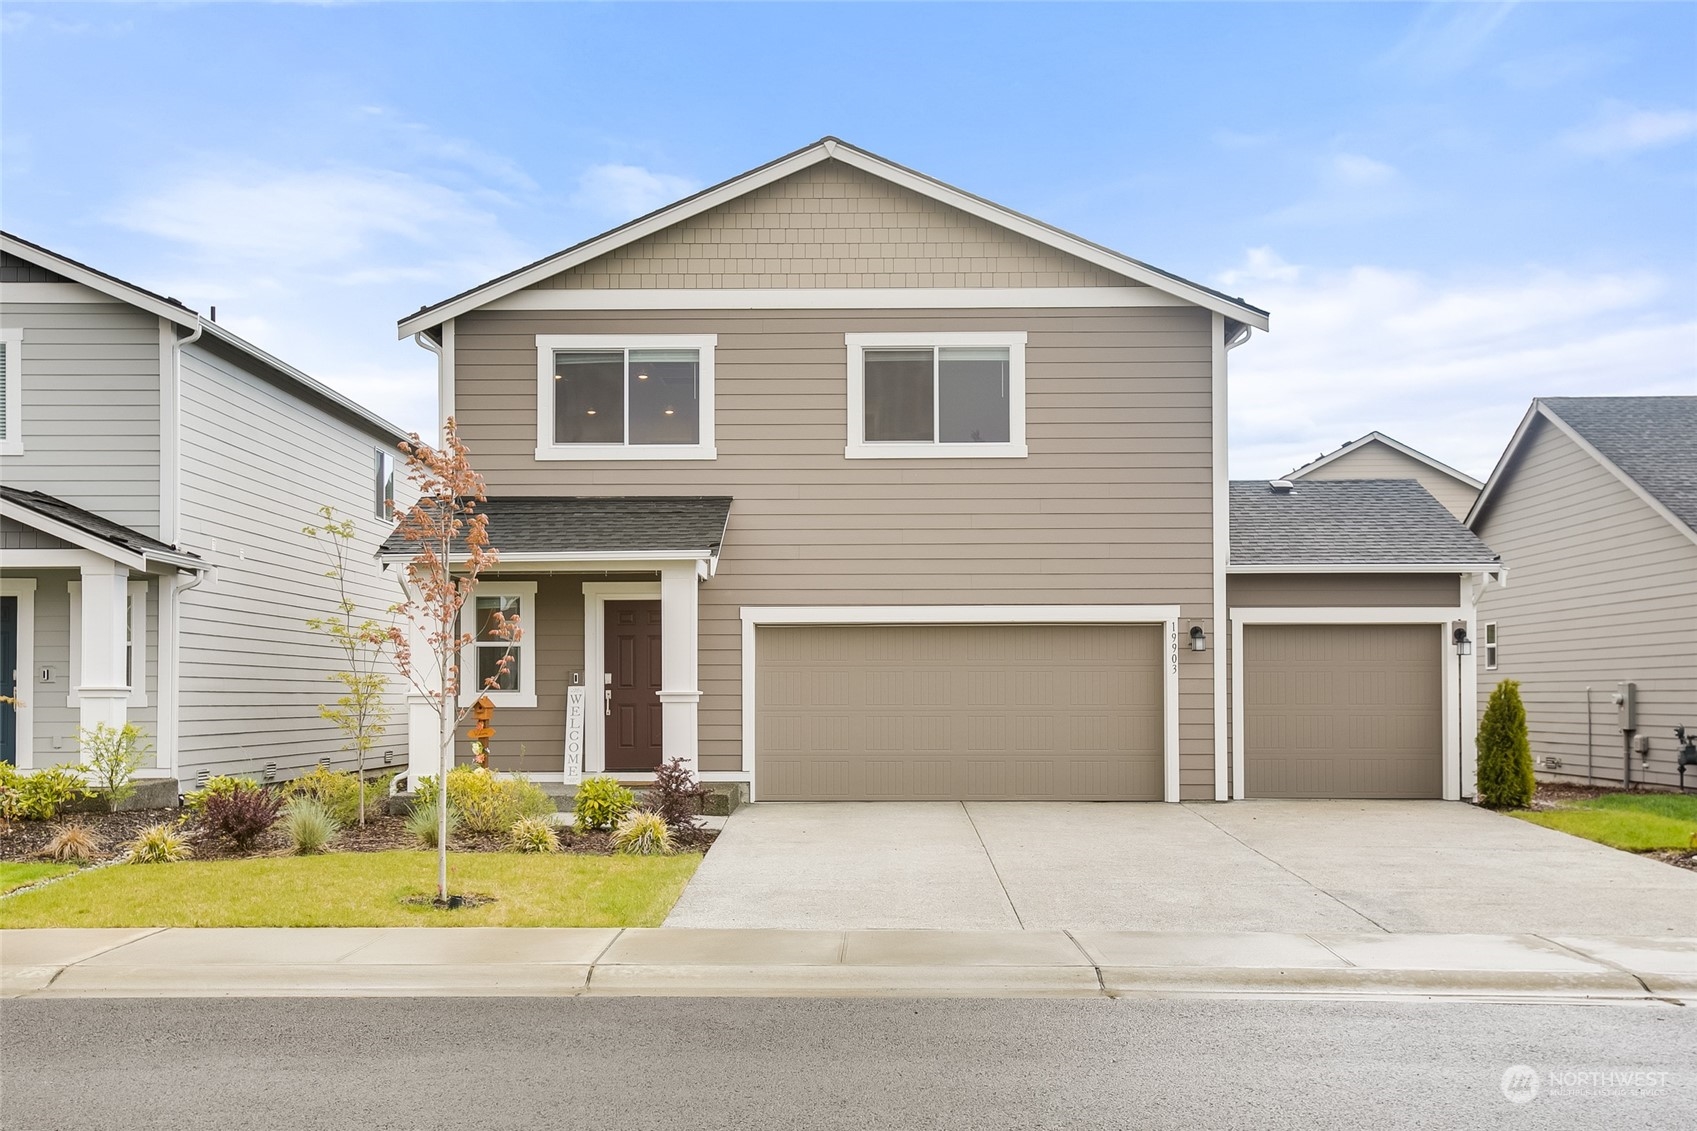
[1452,624,1473,656]
[1189,625,1207,652]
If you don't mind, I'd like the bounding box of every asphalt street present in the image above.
[2,996,1690,1130]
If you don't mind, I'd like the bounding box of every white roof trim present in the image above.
[1287,431,1484,489]
[1469,402,1697,548]
[1,233,199,330]
[1228,562,1500,574]
[397,138,1269,337]
[0,498,202,572]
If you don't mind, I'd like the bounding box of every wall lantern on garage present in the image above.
[1189,624,1207,652]
[1451,623,1472,656]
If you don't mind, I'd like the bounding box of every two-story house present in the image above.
[390,138,1501,806]
[1,233,411,792]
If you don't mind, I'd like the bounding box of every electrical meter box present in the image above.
[1616,681,1637,731]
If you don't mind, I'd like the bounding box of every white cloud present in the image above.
[1268,153,1414,226]
[572,163,698,221]
[1381,2,1518,78]
[1562,102,1697,156]
[1222,250,1697,479]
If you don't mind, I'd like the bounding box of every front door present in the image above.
[1,596,17,766]
[604,600,663,771]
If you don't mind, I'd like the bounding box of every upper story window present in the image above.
[462,581,537,708]
[534,334,717,461]
[0,327,22,455]
[845,332,1027,459]
[1484,622,1497,671]
[373,449,395,520]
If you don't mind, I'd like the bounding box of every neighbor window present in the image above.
[373,449,395,520]
[1484,622,1497,671]
[0,327,21,455]
[845,332,1027,458]
[462,582,537,708]
[535,335,717,460]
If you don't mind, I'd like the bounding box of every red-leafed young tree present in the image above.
[386,419,520,902]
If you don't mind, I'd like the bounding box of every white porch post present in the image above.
[657,562,701,772]
[76,560,130,748]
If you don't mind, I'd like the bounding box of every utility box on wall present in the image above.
[1615,681,1637,731]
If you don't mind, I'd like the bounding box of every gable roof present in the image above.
[1,487,202,572]
[378,496,733,564]
[397,138,1270,338]
[1,230,199,330]
[1286,431,1483,490]
[1468,396,1697,545]
[1230,479,1499,570]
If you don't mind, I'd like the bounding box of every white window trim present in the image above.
[460,581,538,709]
[1,578,36,768]
[67,579,149,707]
[374,448,395,520]
[0,327,23,455]
[1484,621,1498,671]
[844,331,1028,459]
[534,334,717,461]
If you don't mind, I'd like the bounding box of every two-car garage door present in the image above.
[755,623,1164,801]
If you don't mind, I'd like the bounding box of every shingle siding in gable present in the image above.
[530,160,1138,291]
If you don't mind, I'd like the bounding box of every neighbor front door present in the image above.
[604,600,663,771]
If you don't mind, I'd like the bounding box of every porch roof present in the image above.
[1,487,202,571]
[378,495,733,564]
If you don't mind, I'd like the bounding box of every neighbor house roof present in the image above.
[1230,479,1499,570]
[1468,396,1697,543]
[1,487,202,571]
[396,137,1270,338]
[378,496,733,564]
[1286,431,1483,490]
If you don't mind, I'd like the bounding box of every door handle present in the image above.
[604,688,612,716]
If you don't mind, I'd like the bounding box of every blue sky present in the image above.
[3,1,1693,477]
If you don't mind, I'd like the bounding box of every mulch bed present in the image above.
[2,808,715,864]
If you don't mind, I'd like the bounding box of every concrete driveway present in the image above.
[665,801,1697,935]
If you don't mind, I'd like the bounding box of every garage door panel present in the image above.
[757,623,1164,801]
[1244,623,1442,800]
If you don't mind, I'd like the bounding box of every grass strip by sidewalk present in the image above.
[0,861,79,895]
[1513,792,1697,852]
[0,851,700,928]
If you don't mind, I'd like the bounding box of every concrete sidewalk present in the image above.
[4,927,1693,1003]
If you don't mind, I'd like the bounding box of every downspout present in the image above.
[157,318,204,786]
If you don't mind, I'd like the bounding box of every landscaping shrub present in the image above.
[184,775,257,815]
[573,776,636,832]
[405,802,458,848]
[646,758,706,837]
[0,763,91,821]
[612,810,674,856]
[1477,679,1535,809]
[414,766,554,837]
[507,817,560,854]
[79,722,150,812]
[288,766,393,826]
[44,823,99,863]
[126,822,192,864]
[198,780,284,847]
[280,796,341,855]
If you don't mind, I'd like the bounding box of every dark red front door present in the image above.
[605,600,663,771]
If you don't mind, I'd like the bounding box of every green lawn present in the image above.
[0,851,701,928]
[1513,792,1697,852]
[0,861,79,895]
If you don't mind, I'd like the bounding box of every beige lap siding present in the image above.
[453,305,1220,796]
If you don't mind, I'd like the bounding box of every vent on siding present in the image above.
[263,762,277,782]
[317,756,332,770]
[195,769,210,789]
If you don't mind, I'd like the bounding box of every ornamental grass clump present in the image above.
[507,817,560,854]
[1476,679,1535,810]
[126,822,192,864]
[44,823,100,863]
[573,775,635,832]
[281,796,341,855]
[406,802,457,848]
[199,780,284,847]
[612,810,674,856]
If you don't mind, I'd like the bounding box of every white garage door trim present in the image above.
[741,605,1182,802]
[1229,606,1466,803]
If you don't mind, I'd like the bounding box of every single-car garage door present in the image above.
[756,623,1164,801]
[1243,623,1442,799]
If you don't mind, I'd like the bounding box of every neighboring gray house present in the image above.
[390,137,1502,804]
[1469,396,1697,791]
[1,233,411,789]
[1288,431,1483,521]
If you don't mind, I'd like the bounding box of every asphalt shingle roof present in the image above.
[3,487,183,558]
[1231,479,1498,567]
[379,495,733,559]
[1540,396,1697,534]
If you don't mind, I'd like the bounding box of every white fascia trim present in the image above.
[534,333,717,462]
[396,140,1269,337]
[0,235,200,331]
[1210,313,1229,802]
[0,578,36,768]
[487,287,1185,311]
[845,331,1028,460]
[0,326,22,455]
[382,552,709,569]
[1464,401,1540,529]
[0,500,147,571]
[1228,563,1500,575]
[739,604,1185,804]
[1287,431,1484,489]
[1228,606,1466,802]
[459,581,539,709]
